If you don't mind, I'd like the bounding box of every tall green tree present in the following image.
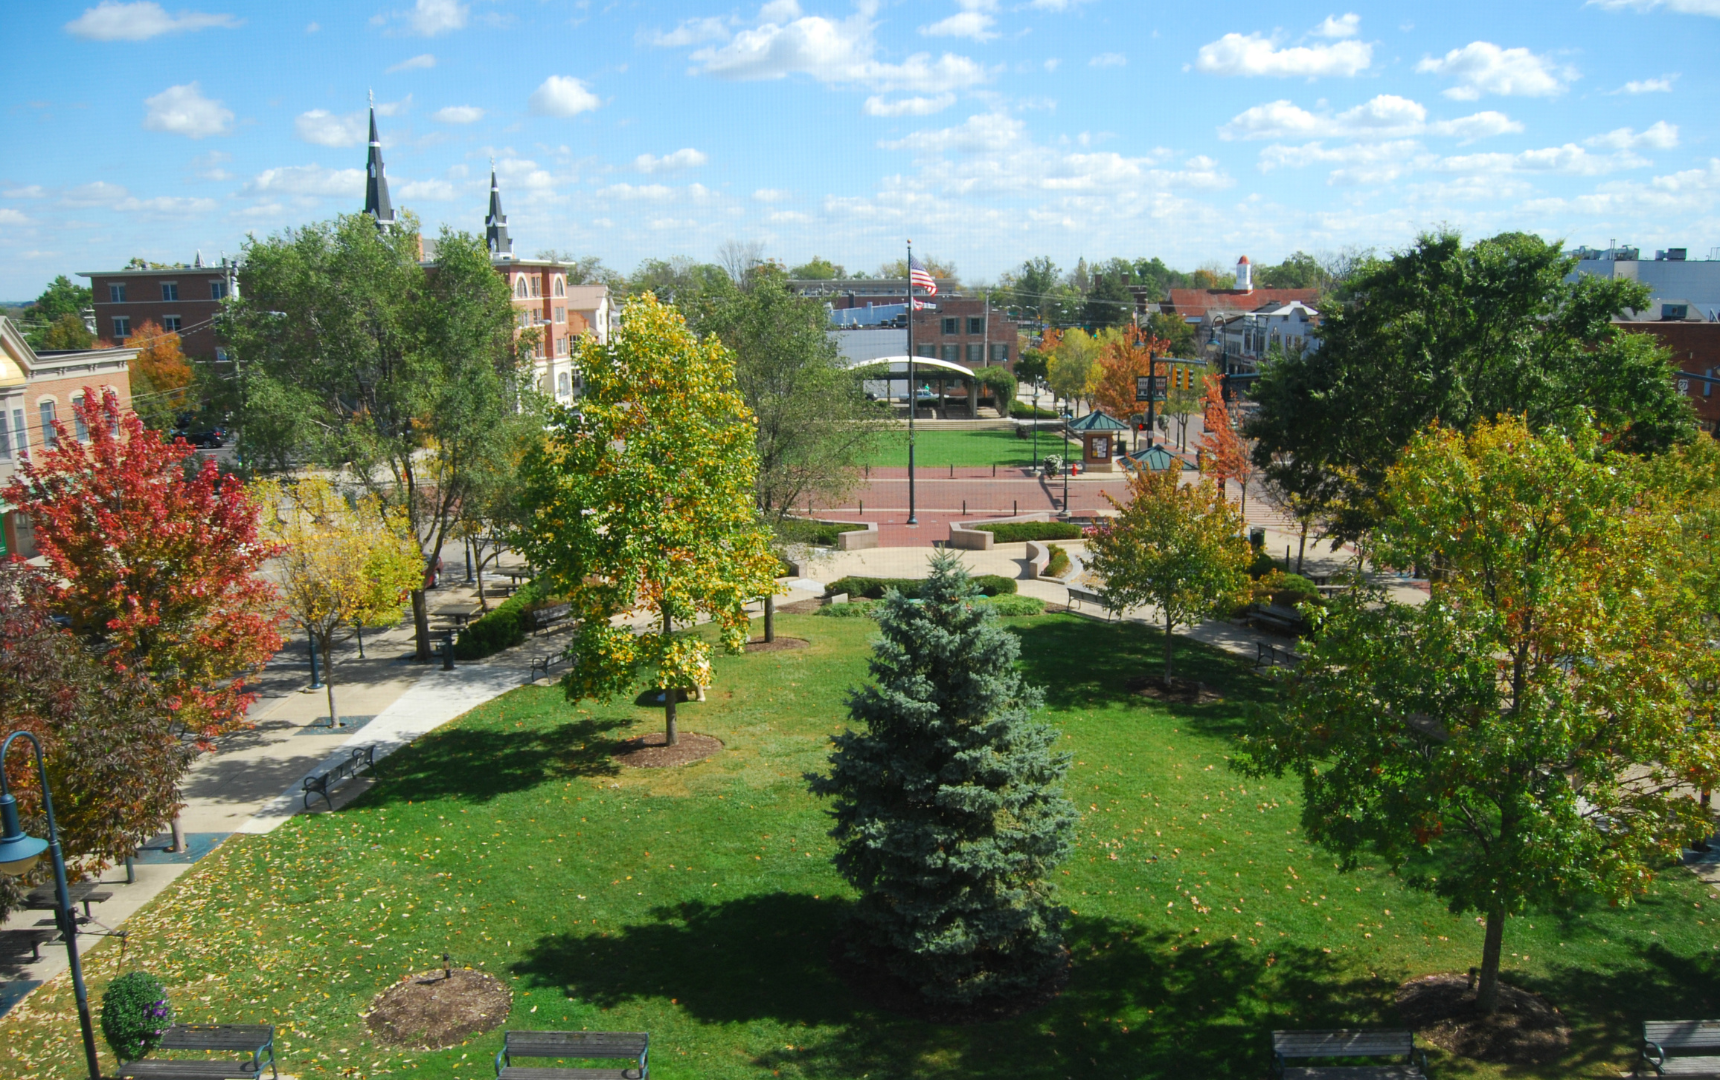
[21,275,92,349]
[808,553,1077,1008]
[1247,231,1695,540]
[688,265,886,522]
[223,215,531,660]
[515,295,781,746]
[1255,251,1328,290]
[1081,270,1135,330]
[1239,416,1720,1012]
[789,256,845,280]
[1001,256,1075,326]
[1086,467,1251,682]
[40,313,95,350]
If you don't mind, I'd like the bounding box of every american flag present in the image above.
[908,255,938,296]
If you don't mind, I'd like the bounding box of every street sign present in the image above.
[1135,374,1166,402]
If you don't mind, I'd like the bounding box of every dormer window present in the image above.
[553,276,565,297]
[515,278,528,299]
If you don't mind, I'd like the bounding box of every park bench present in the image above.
[525,602,571,635]
[1256,641,1304,670]
[494,1030,649,1079]
[0,927,59,963]
[1249,604,1306,636]
[1641,1020,1720,1076]
[529,652,567,681]
[1271,1028,1428,1079]
[1066,584,1114,618]
[27,881,113,918]
[117,1023,277,1080]
[301,745,376,811]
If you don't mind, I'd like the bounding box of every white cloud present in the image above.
[1587,0,1720,14]
[4,186,46,199]
[1025,0,1092,9]
[1415,42,1572,100]
[1585,121,1679,149]
[244,165,366,198]
[1089,52,1126,68]
[529,75,600,117]
[398,178,455,200]
[65,1,239,41]
[1259,140,1427,184]
[634,148,709,172]
[113,194,218,215]
[294,98,409,147]
[1517,158,1720,221]
[62,181,132,207]
[768,210,813,223]
[142,82,232,139]
[753,188,792,202]
[1194,32,1372,78]
[432,105,483,123]
[1617,77,1675,93]
[921,1,998,42]
[1220,95,1520,143]
[0,209,27,225]
[646,16,730,47]
[864,93,955,116]
[686,6,989,93]
[760,0,802,20]
[406,0,466,36]
[1313,13,1361,37]
[1043,58,1060,72]
[1439,144,1646,176]
[599,183,676,200]
[387,53,436,72]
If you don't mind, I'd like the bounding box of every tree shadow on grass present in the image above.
[358,717,629,806]
[514,892,1396,1080]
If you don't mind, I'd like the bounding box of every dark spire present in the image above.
[364,91,395,231]
[485,159,512,258]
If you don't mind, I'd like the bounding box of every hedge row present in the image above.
[972,521,1085,543]
[824,574,1017,600]
[1044,544,1072,579]
[807,523,866,547]
[1009,400,1061,420]
[454,580,560,660]
[815,594,1045,617]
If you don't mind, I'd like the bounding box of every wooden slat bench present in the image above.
[0,927,60,963]
[1271,1029,1428,1079]
[494,1030,648,1079]
[1256,641,1305,670]
[117,1023,276,1080]
[1642,1020,1720,1076]
[301,745,376,810]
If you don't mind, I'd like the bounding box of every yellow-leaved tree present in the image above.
[516,294,783,746]
[257,476,423,727]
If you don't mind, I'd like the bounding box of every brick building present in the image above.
[1619,319,1720,431]
[0,317,134,557]
[78,255,237,360]
[908,296,1019,369]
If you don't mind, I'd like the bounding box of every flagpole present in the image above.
[905,239,918,526]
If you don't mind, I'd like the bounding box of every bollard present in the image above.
[859,499,864,515]
[992,463,996,477]
[124,856,135,885]
[949,463,954,478]
[865,463,870,479]
[1013,499,1018,516]
[442,629,455,671]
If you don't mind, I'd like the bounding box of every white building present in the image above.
[1218,299,1320,371]
[1570,246,1720,322]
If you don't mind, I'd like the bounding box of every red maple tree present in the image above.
[1198,373,1256,514]
[4,388,283,745]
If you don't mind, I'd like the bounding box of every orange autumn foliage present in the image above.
[1198,373,1254,506]
[1091,326,1172,421]
[126,319,193,395]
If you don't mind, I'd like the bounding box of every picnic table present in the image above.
[26,881,113,918]
[0,927,59,963]
[433,610,474,629]
[117,1023,277,1080]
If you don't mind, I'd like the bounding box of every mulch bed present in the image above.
[776,598,824,614]
[1126,675,1224,704]
[827,931,1069,1025]
[613,731,724,768]
[1395,972,1570,1065]
[745,636,809,653]
[365,967,511,1049]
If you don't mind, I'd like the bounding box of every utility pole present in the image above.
[905,240,918,526]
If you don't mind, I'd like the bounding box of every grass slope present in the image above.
[860,428,1077,470]
[1,614,1715,1080]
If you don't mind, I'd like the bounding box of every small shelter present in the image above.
[1066,410,1129,472]
[1120,444,1191,474]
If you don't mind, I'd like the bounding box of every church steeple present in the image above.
[485,159,512,258]
[363,91,395,231]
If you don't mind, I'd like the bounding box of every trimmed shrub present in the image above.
[979,595,1046,616]
[1008,400,1060,420]
[816,600,878,618]
[807,523,866,547]
[973,521,1084,543]
[101,971,171,1063]
[1044,544,1071,579]
[825,574,1017,600]
[1259,571,1324,610]
[455,580,555,660]
[1246,550,1280,580]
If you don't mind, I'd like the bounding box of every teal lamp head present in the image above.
[0,793,47,876]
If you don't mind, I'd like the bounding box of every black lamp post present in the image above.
[0,731,103,1080]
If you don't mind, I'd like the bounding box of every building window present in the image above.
[71,396,87,442]
[553,277,565,298]
[530,277,542,299]
[916,344,936,358]
[39,401,56,448]
[941,317,959,335]
[9,409,23,456]
[161,283,178,301]
[941,344,959,364]
[966,343,984,365]
[515,312,528,329]
[515,278,528,298]
[557,371,572,397]
[990,343,1009,364]
[554,305,566,324]
[0,410,8,461]
[556,336,568,356]
[210,280,227,300]
[112,316,131,340]
[163,316,182,332]
[109,283,126,303]
[968,317,984,335]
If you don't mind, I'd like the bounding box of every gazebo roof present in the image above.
[1067,409,1128,432]
[1121,445,1190,472]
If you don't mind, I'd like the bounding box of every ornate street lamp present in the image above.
[0,731,103,1080]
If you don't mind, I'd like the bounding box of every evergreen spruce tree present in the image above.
[808,553,1078,1008]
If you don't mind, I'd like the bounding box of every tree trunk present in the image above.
[1164,608,1175,683]
[1475,906,1507,1013]
[322,634,342,727]
[662,606,678,746]
[411,589,431,662]
[1296,523,1308,575]
[764,595,775,643]
[475,554,487,612]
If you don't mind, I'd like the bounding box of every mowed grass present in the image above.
[861,427,1078,470]
[2,613,1717,1080]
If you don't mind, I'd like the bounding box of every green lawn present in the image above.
[3,613,1715,1080]
[860,427,1078,470]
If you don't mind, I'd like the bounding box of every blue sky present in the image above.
[1,0,1716,298]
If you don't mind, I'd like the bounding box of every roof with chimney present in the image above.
[363,96,395,230]
[1164,287,1320,322]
